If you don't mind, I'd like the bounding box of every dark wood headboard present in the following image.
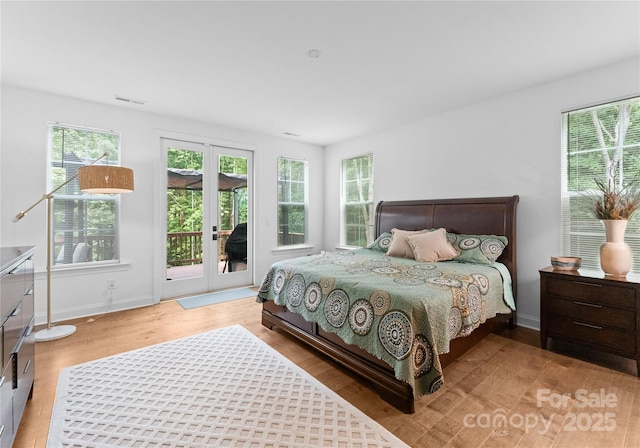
[374,196,519,300]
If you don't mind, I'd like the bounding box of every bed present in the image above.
[258,196,519,413]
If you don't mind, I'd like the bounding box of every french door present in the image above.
[161,138,252,300]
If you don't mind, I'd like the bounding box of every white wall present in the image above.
[3,59,638,329]
[323,58,640,330]
[0,85,324,325]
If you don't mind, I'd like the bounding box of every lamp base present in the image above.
[35,325,76,342]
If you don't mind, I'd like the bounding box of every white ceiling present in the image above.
[2,1,639,146]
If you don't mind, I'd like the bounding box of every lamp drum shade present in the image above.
[79,165,134,193]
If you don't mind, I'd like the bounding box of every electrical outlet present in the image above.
[107,279,116,290]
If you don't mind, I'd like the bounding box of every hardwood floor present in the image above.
[15,296,640,447]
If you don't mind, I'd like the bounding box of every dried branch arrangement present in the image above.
[586,177,640,220]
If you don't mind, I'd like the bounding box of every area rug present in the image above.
[48,325,408,447]
[176,287,256,309]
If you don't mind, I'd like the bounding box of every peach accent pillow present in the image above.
[387,228,429,258]
[405,228,458,262]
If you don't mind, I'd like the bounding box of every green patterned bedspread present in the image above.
[257,248,514,398]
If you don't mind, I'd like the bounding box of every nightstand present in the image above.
[539,266,639,376]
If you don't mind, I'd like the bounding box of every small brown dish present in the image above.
[550,256,581,271]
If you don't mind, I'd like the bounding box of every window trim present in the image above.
[48,122,124,269]
[560,96,640,274]
[340,153,374,248]
[276,156,308,247]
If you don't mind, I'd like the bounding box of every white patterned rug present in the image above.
[48,325,408,447]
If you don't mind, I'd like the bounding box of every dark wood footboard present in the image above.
[261,196,518,413]
[262,300,416,413]
[262,300,511,413]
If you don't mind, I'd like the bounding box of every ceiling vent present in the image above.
[115,95,145,106]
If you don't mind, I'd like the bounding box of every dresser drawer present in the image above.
[546,276,636,309]
[0,363,13,448]
[2,302,22,367]
[0,262,27,321]
[13,317,35,413]
[547,314,636,356]
[547,297,636,331]
[21,283,34,331]
[0,247,35,447]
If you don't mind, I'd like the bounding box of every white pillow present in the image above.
[405,228,458,262]
[387,228,429,258]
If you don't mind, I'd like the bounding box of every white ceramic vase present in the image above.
[600,219,632,277]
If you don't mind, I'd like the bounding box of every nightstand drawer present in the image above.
[547,314,636,355]
[546,277,636,309]
[547,297,636,331]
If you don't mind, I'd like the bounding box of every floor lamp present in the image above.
[15,153,134,342]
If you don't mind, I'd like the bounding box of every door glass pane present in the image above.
[219,154,248,273]
[166,148,204,280]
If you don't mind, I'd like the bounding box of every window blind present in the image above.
[561,97,640,272]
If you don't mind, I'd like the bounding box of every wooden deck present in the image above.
[166,260,247,280]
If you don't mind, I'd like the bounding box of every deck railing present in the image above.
[166,232,204,266]
[56,230,305,267]
[166,231,233,266]
[54,235,116,264]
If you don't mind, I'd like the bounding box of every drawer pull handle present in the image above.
[574,321,602,330]
[0,424,4,439]
[23,359,31,374]
[0,376,4,388]
[573,301,603,309]
[11,353,17,389]
[574,281,602,287]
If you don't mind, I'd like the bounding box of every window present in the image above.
[561,97,640,272]
[50,124,123,266]
[277,157,307,246]
[341,154,374,247]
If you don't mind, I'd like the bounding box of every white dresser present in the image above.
[0,246,35,447]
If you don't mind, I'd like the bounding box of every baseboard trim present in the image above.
[515,313,539,331]
[35,295,155,327]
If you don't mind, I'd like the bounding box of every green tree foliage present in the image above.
[218,155,248,230]
[343,154,374,246]
[166,149,204,234]
[567,102,640,230]
[567,102,640,192]
[564,98,640,271]
[277,157,306,245]
[166,150,248,264]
